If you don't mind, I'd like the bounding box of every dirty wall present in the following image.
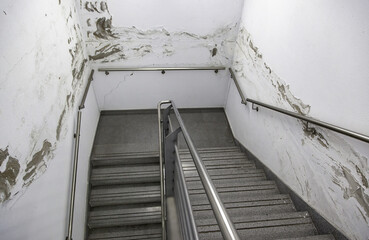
[0,0,97,239]
[225,1,369,239]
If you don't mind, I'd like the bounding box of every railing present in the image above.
[98,66,226,74]
[158,100,240,240]
[229,68,369,143]
[66,69,94,240]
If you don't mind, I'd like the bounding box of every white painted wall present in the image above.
[73,88,100,240]
[93,70,230,110]
[0,0,100,239]
[225,1,369,239]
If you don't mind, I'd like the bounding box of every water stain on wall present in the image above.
[23,140,52,187]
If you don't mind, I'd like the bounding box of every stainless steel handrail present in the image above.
[229,68,246,104]
[98,66,226,72]
[158,100,171,240]
[229,68,369,143]
[66,70,94,240]
[79,70,94,110]
[169,116,199,240]
[158,100,240,240]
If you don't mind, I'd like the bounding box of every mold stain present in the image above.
[0,154,20,203]
[0,148,9,166]
[89,43,121,60]
[23,140,52,187]
[94,17,117,39]
[56,107,66,141]
[212,47,218,57]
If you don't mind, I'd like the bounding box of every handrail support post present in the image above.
[164,127,182,196]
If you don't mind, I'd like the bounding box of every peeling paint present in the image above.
[23,140,52,187]
[356,165,369,188]
[342,167,369,217]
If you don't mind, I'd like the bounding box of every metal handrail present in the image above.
[98,66,226,72]
[229,68,369,143]
[169,117,199,240]
[66,70,94,240]
[158,100,240,240]
[158,100,171,240]
[79,70,94,110]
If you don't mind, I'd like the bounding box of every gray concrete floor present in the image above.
[93,108,235,154]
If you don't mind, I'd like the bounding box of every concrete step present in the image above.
[183,167,265,178]
[179,146,240,154]
[190,193,291,206]
[188,180,278,195]
[90,164,160,186]
[185,171,267,182]
[276,235,336,240]
[90,184,160,207]
[191,194,293,213]
[88,205,161,229]
[92,151,159,167]
[88,224,162,240]
[180,152,247,160]
[199,222,317,240]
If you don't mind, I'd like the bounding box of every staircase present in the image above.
[179,146,335,240]
[87,151,162,239]
[85,109,336,239]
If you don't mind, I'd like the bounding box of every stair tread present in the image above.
[88,224,161,240]
[276,235,336,240]
[196,211,311,226]
[198,223,317,240]
[89,205,161,229]
[90,164,160,186]
[179,146,240,153]
[90,184,160,207]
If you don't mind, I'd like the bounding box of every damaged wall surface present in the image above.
[79,0,244,67]
[79,0,244,110]
[225,1,369,239]
[0,0,98,239]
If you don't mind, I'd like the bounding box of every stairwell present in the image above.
[85,109,336,239]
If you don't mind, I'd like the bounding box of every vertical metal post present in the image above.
[66,111,82,240]
[164,127,182,196]
[157,100,172,240]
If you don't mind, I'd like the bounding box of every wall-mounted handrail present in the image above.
[98,66,226,73]
[229,68,247,104]
[158,100,240,240]
[66,69,94,240]
[79,70,94,110]
[229,68,369,143]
